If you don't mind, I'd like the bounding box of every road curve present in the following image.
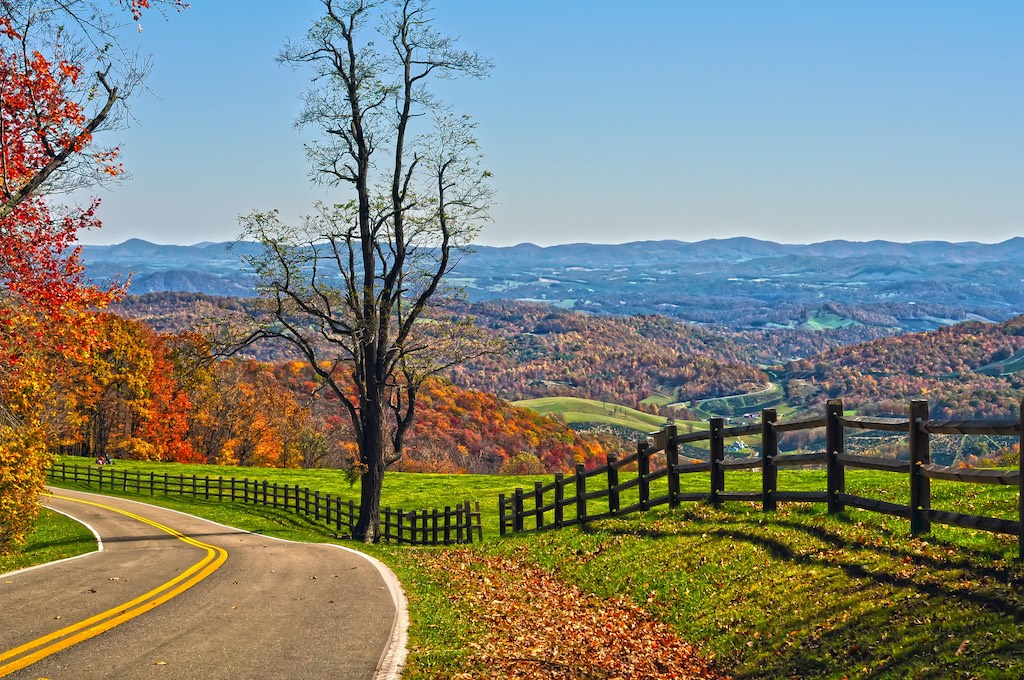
[0,488,405,680]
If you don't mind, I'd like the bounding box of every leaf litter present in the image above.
[413,547,726,679]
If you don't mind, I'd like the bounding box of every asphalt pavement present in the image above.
[0,488,406,679]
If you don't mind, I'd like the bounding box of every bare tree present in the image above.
[238,0,493,542]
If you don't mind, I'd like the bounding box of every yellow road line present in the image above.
[0,494,229,677]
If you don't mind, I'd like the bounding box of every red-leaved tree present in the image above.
[0,0,182,553]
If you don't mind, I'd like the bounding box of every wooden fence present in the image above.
[47,462,482,546]
[499,398,1024,558]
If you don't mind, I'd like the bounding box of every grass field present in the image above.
[977,347,1024,376]
[802,311,860,330]
[689,383,787,419]
[26,460,1024,678]
[0,508,97,575]
[513,395,682,432]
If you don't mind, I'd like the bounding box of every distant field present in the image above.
[688,383,786,418]
[513,396,683,433]
[800,311,859,330]
[977,346,1024,376]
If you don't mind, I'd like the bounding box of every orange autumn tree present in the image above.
[55,315,199,462]
[0,0,182,553]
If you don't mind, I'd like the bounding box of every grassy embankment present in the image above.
[0,508,97,575]
[35,455,1024,678]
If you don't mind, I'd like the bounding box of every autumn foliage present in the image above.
[0,13,135,551]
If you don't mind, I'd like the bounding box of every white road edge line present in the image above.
[0,505,104,580]
[38,487,409,680]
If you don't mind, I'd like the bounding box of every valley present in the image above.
[76,237,1024,475]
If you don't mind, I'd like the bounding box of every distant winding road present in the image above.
[0,488,406,679]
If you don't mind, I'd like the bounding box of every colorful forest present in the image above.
[44,314,615,475]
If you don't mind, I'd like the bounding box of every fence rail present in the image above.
[47,462,482,546]
[499,398,1024,558]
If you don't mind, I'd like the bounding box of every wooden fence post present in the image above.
[513,488,525,533]
[554,473,565,528]
[534,481,544,530]
[665,425,680,508]
[499,493,507,537]
[638,438,651,510]
[710,418,724,508]
[575,464,587,525]
[606,454,620,515]
[826,399,846,514]
[909,399,931,535]
[464,500,473,543]
[761,408,778,512]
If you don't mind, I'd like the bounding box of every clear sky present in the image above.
[75,1,1023,247]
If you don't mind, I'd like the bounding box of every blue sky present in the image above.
[76,1,1023,247]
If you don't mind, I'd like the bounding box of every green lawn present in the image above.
[30,460,1024,678]
[0,508,97,575]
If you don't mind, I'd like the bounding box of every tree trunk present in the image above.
[354,379,387,542]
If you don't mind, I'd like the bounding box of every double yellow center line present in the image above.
[0,494,228,676]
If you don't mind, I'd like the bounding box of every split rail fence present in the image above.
[499,398,1024,558]
[47,462,482,546]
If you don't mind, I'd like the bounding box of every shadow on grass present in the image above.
[581,513,1024,677]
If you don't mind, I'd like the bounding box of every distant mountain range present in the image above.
[81,236,1024,332]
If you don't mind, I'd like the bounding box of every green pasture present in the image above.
[977,346,1024,376]
[513,395,682,433]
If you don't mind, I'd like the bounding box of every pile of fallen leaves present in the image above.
[413,547,726,679]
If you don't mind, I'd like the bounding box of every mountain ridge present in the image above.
[81,235,1024,331]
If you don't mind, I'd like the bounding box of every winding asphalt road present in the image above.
[0,488,406,679]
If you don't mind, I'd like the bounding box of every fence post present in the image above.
[761,408,778,512]
[444,506,452,545]
[534,481,544,529]
[638,438,651,510]
[664,425,680,508]
[909,399,931,535]
[513,488,525,533]
[607,454,620,515]
[553,473,565,528]
[710,418,724,507]
[826,399,846,514]
[348,499,356,537]
[499,493,507,536]
[475,501,483,542]
[575,463,587,525]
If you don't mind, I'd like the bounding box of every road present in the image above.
[0,488,406,679]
